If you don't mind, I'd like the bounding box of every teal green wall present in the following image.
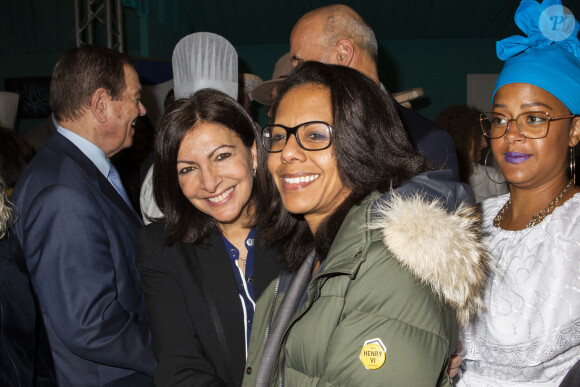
[1,7,503,133]
[377,38,503,119]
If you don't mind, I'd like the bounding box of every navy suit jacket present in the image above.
[389,93,461,182]
[12,132,156,386]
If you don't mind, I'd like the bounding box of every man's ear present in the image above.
[335,39,354,67]
[569,116,580,147]
[91,88,109,123]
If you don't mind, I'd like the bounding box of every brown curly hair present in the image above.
[435,105,483,184]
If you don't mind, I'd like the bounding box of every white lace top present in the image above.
[458,193,580,386]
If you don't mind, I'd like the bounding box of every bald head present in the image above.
[290,4,379,82]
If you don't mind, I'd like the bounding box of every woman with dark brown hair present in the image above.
[435,105,508,203]
[243,61,490,386]
[136,88,279,387]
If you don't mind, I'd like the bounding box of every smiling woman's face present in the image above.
[176,122,257,229]
[491,82,580,189]
[267,83,352,233]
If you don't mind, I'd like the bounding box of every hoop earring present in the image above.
[570,146,576,186]
[484,148,507,184]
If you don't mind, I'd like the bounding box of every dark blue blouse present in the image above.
[221,228,256,354]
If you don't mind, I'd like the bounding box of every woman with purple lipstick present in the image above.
[457,0,580,385]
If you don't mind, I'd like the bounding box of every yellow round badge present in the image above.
[359,340,386,370]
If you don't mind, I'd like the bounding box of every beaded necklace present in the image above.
[493,180,574,229]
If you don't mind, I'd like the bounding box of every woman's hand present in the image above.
[448,354,461,379]
[447,341,463,380]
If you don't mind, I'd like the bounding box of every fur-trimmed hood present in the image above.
[368,191,492,327]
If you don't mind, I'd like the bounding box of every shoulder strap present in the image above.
[255,250,316,387]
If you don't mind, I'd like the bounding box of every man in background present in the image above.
[12,45,156,386]
[289,4,460,181]
[251,52,293,117]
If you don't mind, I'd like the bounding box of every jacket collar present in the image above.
[368,191,491,327]
[48,133,143,226]
[316,188,490,328]
[316,193,380,279]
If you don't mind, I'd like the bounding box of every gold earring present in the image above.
[484,148,506,184]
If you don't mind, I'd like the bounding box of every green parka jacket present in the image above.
[243,191,489,387]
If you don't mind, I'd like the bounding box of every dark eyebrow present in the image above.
[176,145,236,164]
[176,160,196,165]
[208,144,236,159]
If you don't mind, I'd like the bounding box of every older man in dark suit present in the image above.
[12,45,156,386]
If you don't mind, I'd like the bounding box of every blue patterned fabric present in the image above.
[108,163,133,209]
[221,228,256,352]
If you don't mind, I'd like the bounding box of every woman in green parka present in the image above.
[243,61,491,386]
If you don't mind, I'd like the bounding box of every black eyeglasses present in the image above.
[261,121,333,153]
[480,111,579,139]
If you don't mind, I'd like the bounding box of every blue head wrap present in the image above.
[493,0,580,114]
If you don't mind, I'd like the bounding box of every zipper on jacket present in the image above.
[264,276,281,345]
[276,277,325,387]
[278,334,288,387]
[313,277,324,302]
